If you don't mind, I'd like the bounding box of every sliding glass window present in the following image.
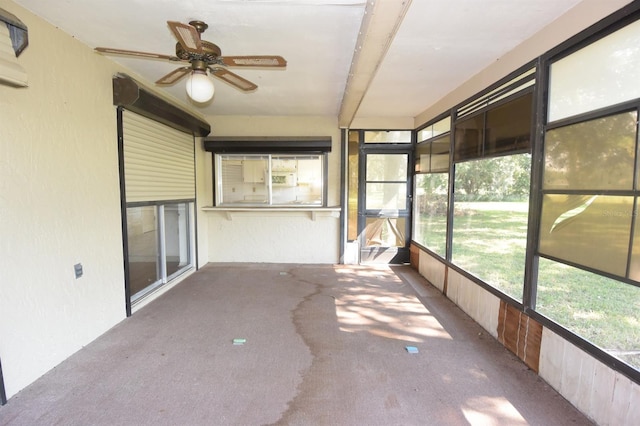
[126,202,193,303]
[126,205,159,298]
[216,154,325,206]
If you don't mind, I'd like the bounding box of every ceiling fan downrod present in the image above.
[189,20,208,34]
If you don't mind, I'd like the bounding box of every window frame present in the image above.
[124,200,195,305]
[412,114,452,257]
[533,6,640,380]
[534,5,640,382]
[213,152,328,207]
[204,136,332,209]
[449,76,535,300]
[409,3,640,384]
[539,93,640,289]
[454,89,534,163]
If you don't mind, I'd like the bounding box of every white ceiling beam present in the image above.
[338,0,412,128]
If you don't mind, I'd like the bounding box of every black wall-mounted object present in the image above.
[204,136,332,153]
[0,356,7,405]
[0,7,28,57]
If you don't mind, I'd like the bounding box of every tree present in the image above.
[454,154,531,201]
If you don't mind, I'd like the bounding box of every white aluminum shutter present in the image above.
[122,110,195,203]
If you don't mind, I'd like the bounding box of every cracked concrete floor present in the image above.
[0,264,592,425]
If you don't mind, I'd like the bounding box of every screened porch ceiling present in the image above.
[13,0,587,127]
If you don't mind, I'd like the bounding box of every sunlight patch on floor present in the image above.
[333,274,452,342]
[461,396,527,426]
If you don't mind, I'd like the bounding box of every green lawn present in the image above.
[416,202,640,370]
[537,258,640,368]
[451,204,528,300]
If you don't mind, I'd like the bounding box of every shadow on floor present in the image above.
[0,263,592,426]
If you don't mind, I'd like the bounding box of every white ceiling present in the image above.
[12,0,584,126]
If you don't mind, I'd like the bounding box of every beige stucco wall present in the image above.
[0,0,124,397]
[0,0,207,398]
[202,115,342,263]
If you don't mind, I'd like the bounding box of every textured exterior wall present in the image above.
[0,0,125,398]
[206,211,340,263]
[0,0,206,399]
[202,115,342,264]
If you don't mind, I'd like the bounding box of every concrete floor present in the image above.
[0,263,593,425]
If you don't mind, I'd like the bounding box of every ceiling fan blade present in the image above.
[95,47,179,61]
[220,55,287,67]
[156,67,191,85]
[210,68,258,92]
[167,21,203,54]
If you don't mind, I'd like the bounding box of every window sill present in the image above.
[202,206,341,221]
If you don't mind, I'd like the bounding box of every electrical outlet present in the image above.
[74,263,83,279]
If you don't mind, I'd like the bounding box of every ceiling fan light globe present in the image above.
[185,70,214,103]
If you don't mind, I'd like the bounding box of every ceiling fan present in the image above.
[95,20,287,102]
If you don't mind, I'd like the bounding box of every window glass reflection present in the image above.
[366,183,407,210]
[126,206,159,298]
[364,130,411,143]
[366,154,408,181]
[539,195,633,277]
[415,141,430,173]
[415,135,449,173]
[364,217,406,247]
[164,203,190,279]
[348,131,359,241]
[548,19,640,122]
[432,116,452,137]
[454,114,484,161]
[218,154,324,206]
[628,200,640,281]
[544,111,636,190]
[485,93,532,155]
[413,174,448,257]
[430,135,450,173]
[418,116,451,142]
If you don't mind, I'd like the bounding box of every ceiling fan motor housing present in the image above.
[175,40,222,63]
